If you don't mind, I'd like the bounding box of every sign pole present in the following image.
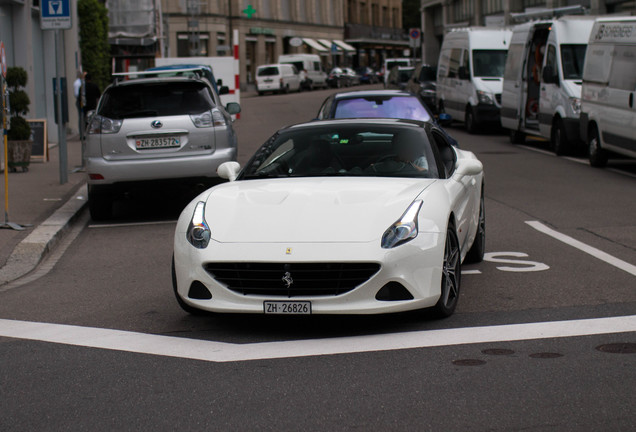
[54,29,68,184]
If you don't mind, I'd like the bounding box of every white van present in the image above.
[436,28,512,133]
[255,64,301,95]
[382,58,414,87]
[500,16,596,154]
[580,16,636,167]
[278,54,328,90]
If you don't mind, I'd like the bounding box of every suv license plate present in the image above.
[264,301,311,315]
[136,137,180,149]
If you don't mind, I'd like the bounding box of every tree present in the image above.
[78,0,110,92]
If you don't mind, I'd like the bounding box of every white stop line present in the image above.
[1,316,635,363]
[526,221,636,277]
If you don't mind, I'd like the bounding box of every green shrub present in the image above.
[6,66,31,141]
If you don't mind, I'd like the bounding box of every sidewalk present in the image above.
[0,135,87,286]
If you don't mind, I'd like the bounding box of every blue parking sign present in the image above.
[41,0,72,30]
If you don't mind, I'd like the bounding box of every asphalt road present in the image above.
[1,85,635,431]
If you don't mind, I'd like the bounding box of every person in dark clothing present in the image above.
[83,73,101,114]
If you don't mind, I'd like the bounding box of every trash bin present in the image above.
[7,140,32,172]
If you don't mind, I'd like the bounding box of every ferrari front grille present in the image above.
[204,262,381,297]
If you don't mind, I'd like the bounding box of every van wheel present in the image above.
[588,126,608,168]
[509,129,525,144]
[438,101,445,115]
[551,119,570,156]
[465,107,478,134]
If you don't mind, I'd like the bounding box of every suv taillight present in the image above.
[87,115,123,134]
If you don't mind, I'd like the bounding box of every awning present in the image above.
[334,39,356,52]
[303,38,328,52]
[318,39,340,52]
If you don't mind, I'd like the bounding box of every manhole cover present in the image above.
[596,343,636,354]
[452,359,486,366]
[529,352,563,359]
[482,348,515,356]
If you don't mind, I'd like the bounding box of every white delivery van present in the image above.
[500,16,596,154]
[580,16,636,167]
[278,54,328,90]
[255,64,301,95]
[436,28,512,133]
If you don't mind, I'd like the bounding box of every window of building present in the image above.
[383,6,389,27]
[453,0,473,22]
[522,0,546,8]
[177,32,209,57]
[360,2,368,25]
[314,1,323,24]
[281,0,292,20]
[482,0,503,15]
[392,7,399,28]
[372,4,379,26]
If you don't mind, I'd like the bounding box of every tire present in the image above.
[465,188,485,264]
[172,257,208,315]
[432,224,461,318]
[509,129,525,144]
[465,107,478,134]
[588,126,608,168]
[551,119,570,156]
[438,100,445,115]
[88,185,113,221]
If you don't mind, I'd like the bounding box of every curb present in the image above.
[0,184,88,286]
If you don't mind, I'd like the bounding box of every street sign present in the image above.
[40,0,72,30]
[409,28,421,48]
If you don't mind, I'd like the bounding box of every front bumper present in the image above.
[173,235,445,315]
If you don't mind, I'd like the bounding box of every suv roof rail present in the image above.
[112,67,206,83]
[510,5,588,23]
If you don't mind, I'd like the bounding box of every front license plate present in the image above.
[135,136,180,149]
[264,301,312,315]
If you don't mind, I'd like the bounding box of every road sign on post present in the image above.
[409,28,421,48]
[40,0,72,30]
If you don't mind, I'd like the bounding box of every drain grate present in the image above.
[596,343,636,354]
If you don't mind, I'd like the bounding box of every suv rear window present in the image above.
[99,81,215,119]
[258,67,280,76]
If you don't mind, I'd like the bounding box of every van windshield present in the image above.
[258,67,280,77]
[472,50,507,78]
[560,44,587,80]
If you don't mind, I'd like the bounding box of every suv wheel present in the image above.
[588,126,608,167]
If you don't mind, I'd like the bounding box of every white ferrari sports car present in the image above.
[172,118,485,317]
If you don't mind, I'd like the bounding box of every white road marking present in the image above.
[89,220,177,229]
[462,269,482,275]
[526,221,636,277]
[0,315,634,363]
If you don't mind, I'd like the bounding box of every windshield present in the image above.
[560,44,587,80]
[472,50,507,78]
[99,81,214,119]
[241,124,439,180]
[257,67,280,77]
[333,96,431,122]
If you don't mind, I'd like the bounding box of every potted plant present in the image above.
[6,66,32,172]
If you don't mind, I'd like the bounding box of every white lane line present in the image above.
[462,270,482,275]
[526,221,636,277]
[89,220,177,229]
[1,315,635,363]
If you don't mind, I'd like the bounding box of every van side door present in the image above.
[501,43,526,130]
[539,43,559,137]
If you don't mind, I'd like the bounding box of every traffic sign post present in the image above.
[40,0,72,30]
[409,28,421,61]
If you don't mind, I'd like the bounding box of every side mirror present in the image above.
[458,66,470,80]
[225,102,241,115]
[217,161,241,181]
[453,158,483,178]
[219,86,230,95]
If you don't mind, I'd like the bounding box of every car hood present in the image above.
[203,177,437,243]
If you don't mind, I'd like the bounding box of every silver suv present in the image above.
[84,73,241,220]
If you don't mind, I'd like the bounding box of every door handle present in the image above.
[630,93,634,109]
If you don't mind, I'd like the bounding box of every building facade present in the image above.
[0,0,81,142]
[420,0,636,65]
[110,0,408,89]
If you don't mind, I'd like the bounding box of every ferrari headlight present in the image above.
[381,200,422,249]
[187,201,211,249]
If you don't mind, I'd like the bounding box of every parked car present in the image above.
[256,64,301,95]
[356,66,379,84]
[327,67,349,88]
[342,67,361,86]
[580,16,636,167]
[84,73,241,220]
[382,58,414,87]
[315,89,458,147]
[172,118,484,317]
[405,63,438,113]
